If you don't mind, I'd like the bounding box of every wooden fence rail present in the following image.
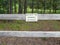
[0,31,60,37]
[0,14,60,20]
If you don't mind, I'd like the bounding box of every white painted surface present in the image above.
[0,31,60,37]
[0,14,60,20]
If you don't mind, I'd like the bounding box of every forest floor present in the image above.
[0,20,60,31]
[0,37,60,45]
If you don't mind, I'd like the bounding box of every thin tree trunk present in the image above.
[43,0,45,13]
[37,0,39,14]
[14,0,17,13]
[32,0,34,13]
[24,0,27,14]
[18,0,22,14]
[53,0,56,13]
[9,0,12,14]
[6,0,9,14]
[49,0,51,13]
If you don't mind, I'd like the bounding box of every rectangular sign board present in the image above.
[26,14,38,22]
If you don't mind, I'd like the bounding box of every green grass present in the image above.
[0,20,60,31]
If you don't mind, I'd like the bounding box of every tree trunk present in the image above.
[9,0,12,14]
[18,0,22,14]
[24,0,27,14]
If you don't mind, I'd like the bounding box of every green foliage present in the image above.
[0,0,60,14]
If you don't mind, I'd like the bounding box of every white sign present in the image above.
[26,14,38,22]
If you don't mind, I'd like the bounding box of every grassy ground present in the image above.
[0,20,60,31]
[0,37,60,45]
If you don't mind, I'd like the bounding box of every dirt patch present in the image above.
[0,37,60,45]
